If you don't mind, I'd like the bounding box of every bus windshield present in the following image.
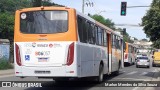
[20,11,68,34]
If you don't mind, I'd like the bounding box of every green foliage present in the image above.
[32,0,64,7]
[32,0,42,7]
[90,14,134,43]
[0,59,13,70]
[90,14,115,30]
[0,0,31,13]
[0,12,14,40]
[142,0,160,48]
[141,38,148,42]
[116,28,133,43]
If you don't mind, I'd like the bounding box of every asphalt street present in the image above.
[0,64,160,90]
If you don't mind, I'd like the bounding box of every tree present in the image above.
[90,14,115,30]
[134,37,138,40]
[32,0,64,7]
[0,0,31,13]
[0,12,14,40]
[116,28,134,43]
[32,0,42,7]
[142,0,160,48]
[141,38,148,42]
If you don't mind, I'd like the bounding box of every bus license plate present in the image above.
[38,57,49,62]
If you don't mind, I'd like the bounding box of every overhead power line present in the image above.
[115,24,143,27]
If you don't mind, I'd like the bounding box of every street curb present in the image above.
[0,69,14,76]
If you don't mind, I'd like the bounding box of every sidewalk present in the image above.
[0,69,14,76]
[0,63,14,76]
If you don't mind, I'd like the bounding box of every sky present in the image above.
[52,0,152,40]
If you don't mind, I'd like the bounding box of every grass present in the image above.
[0,58,13,70]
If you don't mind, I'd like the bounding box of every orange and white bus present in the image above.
[124,42,137,66]
[14,6,124,82]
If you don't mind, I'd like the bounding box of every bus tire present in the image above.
[114,61,120,75]
[133,61,135,65]
[96,63,104,83]
[53,78,69,83]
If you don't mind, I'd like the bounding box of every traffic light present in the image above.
[121,2,127,16]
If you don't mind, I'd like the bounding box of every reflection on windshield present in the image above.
[20,11,68,34]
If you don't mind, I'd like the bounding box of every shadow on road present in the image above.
[25,71,124,90]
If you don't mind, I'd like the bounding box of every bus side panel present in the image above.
[111,35,119,72]
[77,43,108,77]
[77,43,95,77]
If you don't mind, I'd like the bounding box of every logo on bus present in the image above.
[21,13,27,19]
[35,51,50,56]
[32,43,36,47]
[49,44,53,48]
[37,44,48,47]
[25,55,30,61]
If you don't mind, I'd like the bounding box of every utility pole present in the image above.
[82,0,94,14]
[82,0,85,13]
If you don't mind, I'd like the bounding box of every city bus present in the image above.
[14,6,124,82]
[124,42,136,66]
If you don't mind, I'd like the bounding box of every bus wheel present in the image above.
[53,78,69,83]
[136,65,139,68]
[97,64,104,83]
[114,62,120,75]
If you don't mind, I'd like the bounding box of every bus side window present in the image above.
[95,26,99,45]
[103,30,107,47]
[101,29,104,46]
[117,38,120,49]
[115,35,118,48]
[77,16,84,42]
[91,24,95,44]
[123,41,126,51]
[98,27,102,45]
[112,34,115,48]
[87,22,95,44]
[83,20,89,43]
